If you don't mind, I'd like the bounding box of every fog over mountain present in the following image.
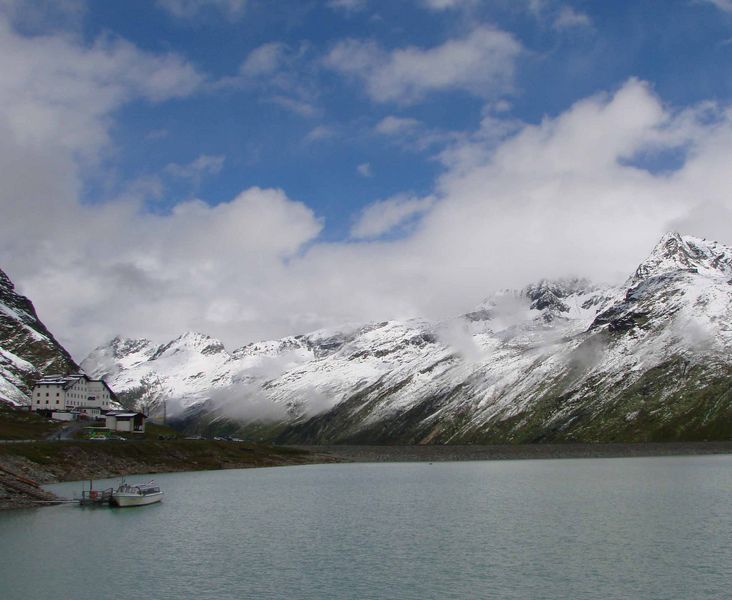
[4,49,732,357]
[4,3,732,361]
[81,233,732,443]
[3,232,730,442]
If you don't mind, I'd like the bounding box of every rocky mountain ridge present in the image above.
[0,268,78,405]
[82,233,732,443]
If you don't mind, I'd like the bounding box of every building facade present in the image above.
[31,373,117,415]
[105,411,146,433]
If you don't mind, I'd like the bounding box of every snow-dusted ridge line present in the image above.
[81,233,732,443]
[0,268,78,406]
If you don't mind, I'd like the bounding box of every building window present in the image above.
[56,392,60,397]
[36,400,40,404]
[46,393,49,397]
[56,400,59,404]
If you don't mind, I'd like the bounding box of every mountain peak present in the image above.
[175,331,213,343]
[168,331,226,355]
[109,336,153,357]
[522,278,593,313]
[0,268,13,291]
[632,232,732,282]
[0,267,78,405]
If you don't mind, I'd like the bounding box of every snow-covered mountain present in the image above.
[82,331,314,414]
[82,233,732,443]
[0,268,78,406]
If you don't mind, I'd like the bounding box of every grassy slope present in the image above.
[0,408,334,492]
[0,404,63,440]
[0,438,317,478]
[274,355,732,444]
[445,357,732,444]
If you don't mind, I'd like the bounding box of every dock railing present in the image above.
[79,487,114,506]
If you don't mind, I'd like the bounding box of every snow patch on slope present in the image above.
[81,234,732,442]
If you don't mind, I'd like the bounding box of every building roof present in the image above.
[105,411,144,418]
[37,373,88,387]
[35,373,117,399]
[36,374,73,385]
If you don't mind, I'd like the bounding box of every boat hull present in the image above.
[111,491,163,507]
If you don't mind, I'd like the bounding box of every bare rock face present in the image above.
[83,233,732,443]
[0,269,78,405]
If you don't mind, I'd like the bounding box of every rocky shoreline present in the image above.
[0,460,59,509]
[0,439,339,510]
[2,440,730,510]
[304,441,732,463]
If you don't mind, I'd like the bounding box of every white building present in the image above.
[31,373,117,416]
[105,411,146,433]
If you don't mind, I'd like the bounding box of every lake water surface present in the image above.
[1,455,730,599]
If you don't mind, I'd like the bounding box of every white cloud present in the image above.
[146,128,169,141]
[0,19,203,158]
[304,125,337,142]
[6,3,732,368]
[290,79,732,340]
[418,0,478,9]
[435,116,521,173]
[328,0,367,12]
[554,6,592,29]
[351,194,435,239]
[518,0,592,29]
[376,115,460,154]
[231,42,319,117]
[14,187,323,358]
[702,0,732,11]
[239,42,286,77]
[324,26,522,103]
[270,95,318,117]
[164,154,225,184]
[375,116,421,135]
[524,0,546,16]
[356,162,372,177]
[488,99,512,113]
[156,0,247,20]
[0,0,85,32]
[123,175,165,202]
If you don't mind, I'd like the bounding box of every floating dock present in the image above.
[78,481,114,506]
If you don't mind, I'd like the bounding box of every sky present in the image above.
[3,0,732,358]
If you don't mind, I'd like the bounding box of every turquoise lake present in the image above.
[1,455,730,599]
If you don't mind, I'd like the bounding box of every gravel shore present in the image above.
[294,441,732,463]
[0,440,337,510]
[2,440,730,510]
[0,458,59,510]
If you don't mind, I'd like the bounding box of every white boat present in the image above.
[110,480,164,507]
